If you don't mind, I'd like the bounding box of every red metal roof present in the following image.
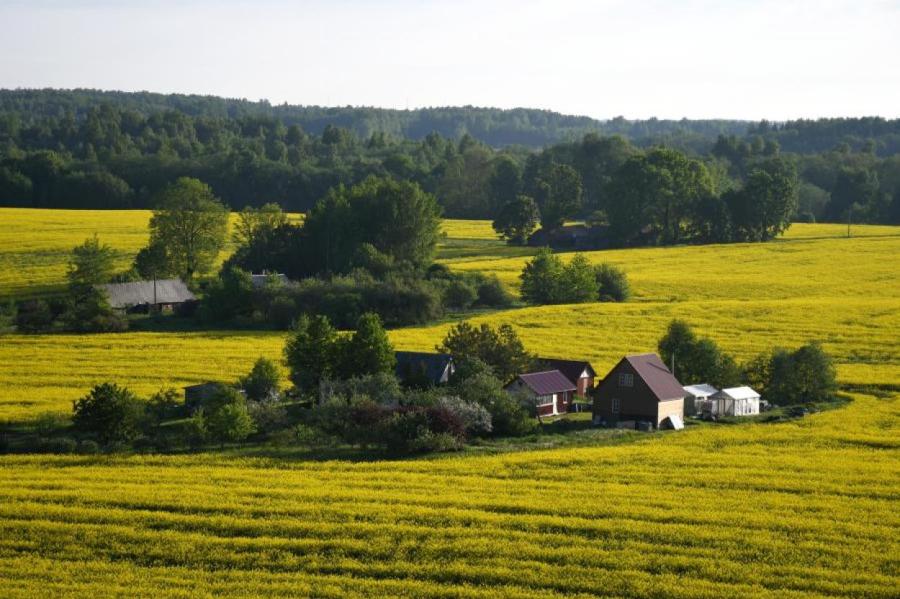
[515,370,576,395]
[624,354,685,401]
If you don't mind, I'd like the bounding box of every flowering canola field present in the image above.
[0,209,898,596]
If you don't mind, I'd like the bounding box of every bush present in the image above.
[206,401,256,444]
[247,395,289,433]
[15,299,56,332]
[240,357,281,401]
[444,278,478,310]
[76,439,101,454]
[594,263,631,302]
[436,396,493,436]
[73,382,145,446]
[34,412,69,437]
[46,436,78,454]
[475,275,513,308]
[520,250,598,304]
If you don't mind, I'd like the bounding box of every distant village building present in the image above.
[395,351,455,387]
[707,386,761,417]
[528,224,610,250]
[505,370,576,417]
[683,383,718,416]
[593,353,685,429]
[98,279,196,313]
[537,358,596,397]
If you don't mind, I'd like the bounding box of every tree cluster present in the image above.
[519,250,630,305]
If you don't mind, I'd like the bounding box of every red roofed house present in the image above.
[505,370,576,417]
[593,354,685,429]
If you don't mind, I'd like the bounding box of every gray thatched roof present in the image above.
[98,279,196,308]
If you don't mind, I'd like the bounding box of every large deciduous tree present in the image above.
[534,163,583,231]
[726,158,797,241]
[492,195,540,244]
[148,177,229,280]
[67,234,116,289]
[438,322,532,382]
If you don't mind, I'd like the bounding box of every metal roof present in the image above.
[98,279,196,308]
[514,370,576,395]
[395,351,454,384]
[624,353,685,401]
[537,358,596,385]
[715,386,761,401]
[683,383,719,397]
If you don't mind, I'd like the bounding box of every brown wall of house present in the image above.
[593,360,682,426]
[576,376,594,397]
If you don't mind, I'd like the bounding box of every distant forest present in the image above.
[1,88,898,224]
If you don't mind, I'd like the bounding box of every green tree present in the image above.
[284,314,339,394]
[594,263,631,302]
[520,248,564,304]
[132,242,172,280]
[438,322,531,382]
[72,382,145,446]
[561,254,597,303]
[148,177,229,280]
[239,357,281,401]
[232,202,288,247]
[534,163,583,231]
[657,320,739,387]
[339,313,396,378]
[726,158,797,241]
[765,342,837,405]
[607,148,714,245]
[827,167,880,223]
[67,235,116,289]
[206,399,256,444]
[492,195,540,245]
[488,155,523,214]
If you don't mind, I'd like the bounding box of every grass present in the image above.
[0,210,898,596]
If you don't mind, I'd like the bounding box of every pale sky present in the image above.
[1,0,898,120]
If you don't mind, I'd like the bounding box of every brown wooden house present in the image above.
[537,358,596,397]
[505,370,576,417]
[593,354,685,429]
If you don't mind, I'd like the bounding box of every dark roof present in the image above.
[395,351,454,384]
[98,279,195,308]
[514,370,576,395]
[624,353,684,401]
[537,358,596,385]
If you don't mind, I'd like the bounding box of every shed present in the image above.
[683,383,719,416]
[98,279,196,312]
[593,353,685,429]
[505,370,576,417]
[709,386,761,417]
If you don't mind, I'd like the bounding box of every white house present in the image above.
[708,386,761,417]
[682,383,718,416]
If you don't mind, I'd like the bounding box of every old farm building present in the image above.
[505,370,576,417]
[537,358,596,397]
[98,279,196,313]
[593,353,685,429]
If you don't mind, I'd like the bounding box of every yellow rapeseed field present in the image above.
[0,392,897,597]
[0,209,898,596]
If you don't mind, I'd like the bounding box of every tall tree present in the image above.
[67,234,116,289]
[534,163,583,231]
[727,158,797,241]
[492,195,540,245]
[283,314,339,394]
[232,202,288,247]
[339,313,396,377]
[148,177,229,280]
[438,322,532,382]
[488,155,523,215]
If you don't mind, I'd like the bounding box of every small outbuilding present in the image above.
[505,370,576,417]
[395,351,455,387]
[593,353,685,429]
[683,383,719,416]
[708,386,761,417]
[98,279,196,313]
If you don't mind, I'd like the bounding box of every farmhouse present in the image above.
[98,279,196,313]
[683,383,718,416]
[505,370,576,417]
[537,358,596,397]
[593,353,685,429]
[708,386,761,417]
[395,351,455,387]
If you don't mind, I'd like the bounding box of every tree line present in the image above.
[1,90,899,227]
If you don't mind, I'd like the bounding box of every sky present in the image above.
[0,0,898,121]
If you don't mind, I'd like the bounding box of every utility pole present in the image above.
[847,204,852,238]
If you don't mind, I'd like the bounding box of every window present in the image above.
[611,398,621,414]
[535,394,554,406]
[618,373,633,387]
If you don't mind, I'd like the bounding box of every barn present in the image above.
[505,370,576,417]
[593,353,685,429]
[98,279,196,313]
